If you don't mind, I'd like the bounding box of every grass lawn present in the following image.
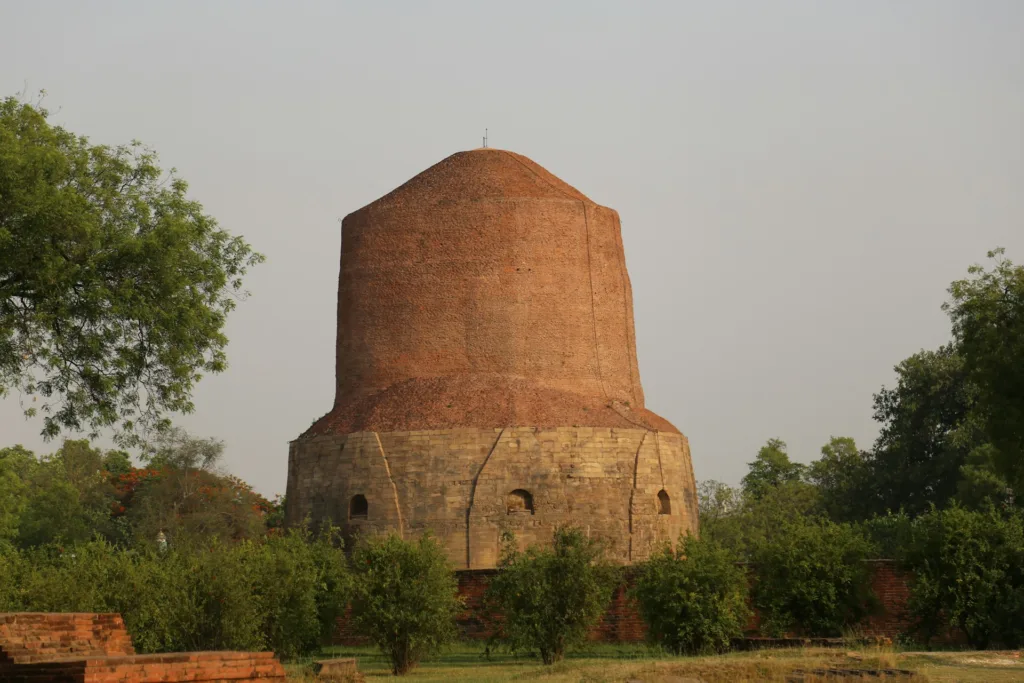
[284,642,1023,682]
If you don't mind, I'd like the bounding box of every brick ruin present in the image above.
[0,612,285,682]
[286,148,699,567]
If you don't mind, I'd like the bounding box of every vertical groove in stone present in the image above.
[373,432,404,538]
[654,431,666,489]
[627,430,649,563]
[465,427,506,569]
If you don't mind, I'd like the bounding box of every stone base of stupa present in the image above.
[285,426,697,569]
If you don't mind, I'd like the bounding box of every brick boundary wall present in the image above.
[334,560,915,645]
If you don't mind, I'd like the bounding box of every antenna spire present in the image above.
[482,128,488,148]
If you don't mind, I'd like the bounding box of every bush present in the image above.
[751,516,876,637]
[17,541,136,614]
[349,533,462,675]
[0,542,25,611]
[248,526,351,659]
[902,506,1024,649]
[632,535,750,654]
[0,529,350,658]
[860,511,914,560]
[15,538,265,652]
[485,526,620,664]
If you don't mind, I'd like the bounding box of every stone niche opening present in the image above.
[349,494,368,520]
[657,489,671,515]
[506,489,534,515]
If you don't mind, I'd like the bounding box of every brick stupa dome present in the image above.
[306,148,678,436]
[287,148,697,569]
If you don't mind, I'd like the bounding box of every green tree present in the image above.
[15,440,120,547]
[632,535,750,654]
[0,445,35,542]
[246,526,352,659]
[946,249,1024,497]
[808,437,873,522]
[485,526,620,665]
[700,479,820,560]
[349,533,463,675]
[696,480,747,552]
[697,480,743,529]
[118,428,270,545]
[869,346,986,516]
[741,439,806,499]
[0,96,263,445]
[751,516,876,637]
[956,443,1016,510]
[903,505,1024,648]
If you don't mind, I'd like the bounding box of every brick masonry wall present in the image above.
[308,148,670,437]
[334,560,918,645]
[3,651,287,683]
[860,560,914,638]
[0,613,135,664]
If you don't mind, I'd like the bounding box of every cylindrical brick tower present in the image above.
[286,149,697,567]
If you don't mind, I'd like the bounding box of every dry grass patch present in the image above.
[283,643,1023,682]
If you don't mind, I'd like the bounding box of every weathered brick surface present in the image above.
[286,149,698,569]
[0,613,285,682]
[307,149,670,436]
[859,560,913,638]
[0,613,134,664]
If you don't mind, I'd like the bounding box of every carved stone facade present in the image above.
[286,149,698,567]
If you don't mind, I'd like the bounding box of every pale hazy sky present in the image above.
[2,1,1022,496]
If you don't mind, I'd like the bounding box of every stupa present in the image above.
[285,148,697,567]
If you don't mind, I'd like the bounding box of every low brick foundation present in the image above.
[335,559,915,645]
[0,613,286,682]
[4,651,286,683]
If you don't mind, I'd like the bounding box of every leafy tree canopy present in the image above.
[808,437,873,522]
[741,439,806,500]
[946,248,1024,495]
[0,95,263,446]
[0,430,274,550]
[869,345,985,516]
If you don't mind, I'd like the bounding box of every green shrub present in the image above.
[860,511,914,560]
[21,538,265,653]
[2,529,349,658]
[17,541,135,613]
[902,506,1024,649]
[0,542,25,610]
[751,516,876,637]
[349,532,462,675]
[485,526,620,665]
[307,527,352,645]
[167,539,265,652]
[632,535,750,654]
[248,527,351,659]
